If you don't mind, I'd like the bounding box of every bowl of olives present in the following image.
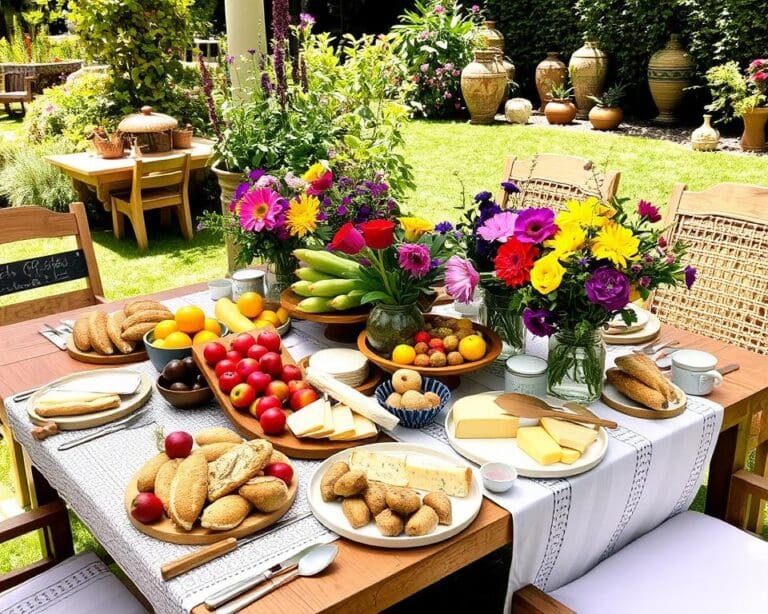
[156,357,213,409]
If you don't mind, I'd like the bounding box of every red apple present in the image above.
[218,370,241,394]
[246,370,272,394]
[214,358,237,378]
[250,395,282,419]
[131,492,164,524]
[225,349,243,364]
[231,332,256,355]
[230,382,256,409]
[280,364,302,383]
[257,330,281,353]
[264,462,293,485]
[259,351,283,376]
[165,431,193,458]
[287,379,311,395]
[414,331,431,344]
[247,343,268,361]
[428,338,445,351]
[266,379,290,402]
[260,407,286,434]
[290,387,319,410]
[236,357,260,378]
[203,341,227,366]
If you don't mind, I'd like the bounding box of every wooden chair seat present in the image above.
[112,186,185,209]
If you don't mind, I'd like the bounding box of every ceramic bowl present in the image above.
[207,279,232,300]
[480,462,518,493]
[155,377,213,409]
[143,322,229,372]
[375,377,451,429]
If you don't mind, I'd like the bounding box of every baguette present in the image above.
[34,393,121,417]
[169,453,208,531]
[121,309,174,332]
[124,299,169,316]
[121,322,156,342]
[87,311,114,355]
[614,354,676,402]
[606,368,668,410]
[72,315,91,351]
[107,310,136,354]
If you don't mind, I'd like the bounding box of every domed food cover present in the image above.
[118,106,178,153]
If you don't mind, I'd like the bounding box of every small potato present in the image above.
[385,487,421,516]
[423,491,452,525]
[333,470,368,498]
[154,459,182,512]
[342,497,371,529]
[320,462,349,502]
[239,476,289,512]
[362,481,388,516]
[375,509,404,537]
[136,452,170,492]
[199,442,238,462]
[405,505,439,536]
[195,427,243,446]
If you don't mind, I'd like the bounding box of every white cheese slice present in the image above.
[327,404,355,440]
[305,400,335,438]
[286,398,328,437]
[405,455,472,497]
[348,448,407,485]
[329,413,377,441]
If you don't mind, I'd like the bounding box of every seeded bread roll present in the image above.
[169,453,208,531]
[199,442,238,462]
[195,427,243,446]
[72,315,91,351]
[154,459,182,512]
[208,440,272,501]
[121,322,157,342]
[606,368,668,410]
[121,309,174,332]
[239,476,289,512]
[615,354,676,402]
[201,495,252,530]
[124,299,169,316]
[136,452,170,492]
[423,491,452,525]
[333,470,368,498]
[107,310,136,354]
[87,311,114,355]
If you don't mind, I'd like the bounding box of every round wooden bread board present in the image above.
[66,335,148,364]
[601,381,687,419]
[191,329,378,459]
[124,465,298,545]
[298,356,382,397]
[279,289,370,325]
[602,313,661,345]
[27,369,152,430]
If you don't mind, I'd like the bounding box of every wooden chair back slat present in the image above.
[131,154,190,199]
[0,206,80,242]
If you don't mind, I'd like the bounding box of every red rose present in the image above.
[359,219,396,249]
[329,222,365,255]
[307,170,333,195]
[494,238,539,287]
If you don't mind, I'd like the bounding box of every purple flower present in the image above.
[577,256,590,267]
[477,211,517,243]
[430,258,442,269]
[443,91,453,99]
[637,199,661,223]
[248,169,265,182]
[639,276,651,287]
[444,256,479,303]
[299,12,315,29]
[198,53,222,140]
[474,191,493,203]
[398,244,432,278]
[434,221,453,234]
[514,208,558,243]
[523,308,556,337]
[471,4,480,13]
[501,181,520,194]
[336,205,348,216]
[434,5,445,14]
[684,265,697,289]
[585,266,630,312]
[261,71,273,95]
[231,181,250,206]
[224,55,234,64]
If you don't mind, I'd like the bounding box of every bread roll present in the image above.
[87,311,114,355]
[124,299,169,316]
[154,459,182,512]
[201,495,252,530]
[239,476,289,512]
[405,505,439,536]
[169,453,208,531]
[342,498,370,529]
[208,440,272,501]
[121,309,174,331]
[121,322,156,342]
[72,315,91,351]
[199,442,238,462]
[606,368,668,410]
[375,509,404,537]
[614,354,675,401]
[423,491,452,525]
[136,452,170,492]
[107,310,136,354]
[320,462,349,502]
[333,470,367,498]
[195,427,243,446]
[385,487,421,516]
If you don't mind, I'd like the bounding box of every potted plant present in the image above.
[544,83,576,125]
[588,84,626,131]
[705,59,768,152]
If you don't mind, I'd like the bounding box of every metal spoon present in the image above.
[215,544,338,614]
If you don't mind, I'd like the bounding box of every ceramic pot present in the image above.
[505,97,533,124]
[212,162,247,273]
[569,41,608,119]
[544,99,577,125]
[648,34,694,124]
[588,105,623,130]
[476,21,515,109]
[691,114,720,151]
[461,49,507,124]
[535,52,567,112]
[365,303,425,355]
[740,108,768,152]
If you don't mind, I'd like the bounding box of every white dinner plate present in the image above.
[308,442,482,548]
[602,313,661,345]
[605,304,650,335]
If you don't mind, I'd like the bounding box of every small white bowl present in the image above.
[208,279,232,300]
[480,462,518,493]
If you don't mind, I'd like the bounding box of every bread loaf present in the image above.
[614,354,676,402]
[169,453,208,531]
[606,368,668,410]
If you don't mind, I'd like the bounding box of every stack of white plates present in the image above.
[308,349,369,387]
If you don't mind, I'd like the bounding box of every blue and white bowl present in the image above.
[375,377,451,429]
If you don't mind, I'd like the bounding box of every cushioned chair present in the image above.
[498,153,621,210]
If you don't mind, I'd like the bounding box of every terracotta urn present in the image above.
[589,105,623,130]
[691,114,720,151]
[648,34,695,124]
[740,108,768,152]
[544,99,577,125]
[476,20,515,106]
[535,52,568,112]
[569,41,608,119]
[505,97,533,124]
[461,49,507,124]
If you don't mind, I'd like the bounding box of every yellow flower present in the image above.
[286,193,320,237]
[544,223,586,260]
[398,216,433,241]
[591,222,640,267]
[555,197,608,229]
[530,253,566,295]
[302,162,328,183]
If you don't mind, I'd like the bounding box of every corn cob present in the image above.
[329,293,364,311]
[295,267,335,283]
[293,248,361,279]
[308,279,358,297]
[291,280,315,297]
[297,297,335,313]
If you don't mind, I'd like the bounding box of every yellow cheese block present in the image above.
[305,401,335,438]
[286,398,328,437]
[327,404,355,440]
[452,394,520,439]
[517,426,563,465]
[540,417,598,454]
[405,456,472,497]
[330,414,377,442]
[560,448,581,465]
[348,449,407,485]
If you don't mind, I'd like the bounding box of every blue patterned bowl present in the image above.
[375,377,451,429]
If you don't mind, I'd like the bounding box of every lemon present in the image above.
[153,319,178,340]
[276,307,290,325]
[458,334,486,361]
[193,330,219,345]
[391,344,417,365]
[164,331,193,349]
[151,338,167,349]
[258,310,281,327]
[253,319,272,329]
[203,318,222,335]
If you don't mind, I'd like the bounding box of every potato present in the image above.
[385,487,421,516]
[342,498,371,529]
[136,452,170,492]
[423,491,452,525]
[333,470,368,498]
[405,505,439,536]
[239,476,289,512]
[320,462,350,502]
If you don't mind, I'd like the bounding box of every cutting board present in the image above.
[67,335,148,364]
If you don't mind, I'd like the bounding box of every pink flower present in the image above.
[452,69,460,77]
[637,199,661,223]
[514,208,558,243]
[420,63,429,73]
[444,63,454,71]
[444,91,453,99]
[753,71,768,82]
[411,74,421,83]
[238,188,282,231]
[471,4,480,13]
[434,5,445,14]
[398,244,431,278]
[477,211,517,243]
[445,256,479,303]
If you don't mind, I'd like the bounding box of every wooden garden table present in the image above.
[1,284,766,612]
[44,138,214,207]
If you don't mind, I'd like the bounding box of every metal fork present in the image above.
[58,409,153,451]
[633,339,679,355]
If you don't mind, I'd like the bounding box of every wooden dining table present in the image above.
[1,283,767,613]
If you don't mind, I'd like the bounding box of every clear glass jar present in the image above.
[547,327,606,403]
[265,253,298,301]
[480,286,524,359]
[365,303,425,355]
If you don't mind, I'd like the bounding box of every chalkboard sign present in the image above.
[0,249,89,297]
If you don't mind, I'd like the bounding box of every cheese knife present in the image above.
[13,372,142,403]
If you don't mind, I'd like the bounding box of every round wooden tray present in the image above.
[124,461,298,544]
[601,381,687,419]
[356,316,502,389]
[67,335,148,364]
[298,356,382,397]
[191,330,378,459]
[280,289,369,343]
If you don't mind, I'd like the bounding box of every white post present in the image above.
[224,0,268,73]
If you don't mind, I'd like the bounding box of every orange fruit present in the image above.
[275,307,289,325]
[391,344,416,365]
[193,330,219,345]
[458,334,486,361]
[174,305,205,333]
[203,318,222,335]
[258,309,281,327]
[237,292,264,318]
[153,319,178,340]
[164,331,193,349]
[253,319,272,329]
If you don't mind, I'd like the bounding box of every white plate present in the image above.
[27,368,152,430]
[308,442,482,548]
[444,394,608,478]
[602,313,661,345]
[606,304,650,334]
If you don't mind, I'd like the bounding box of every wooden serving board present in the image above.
[298,356,382,397]
[601,381,687,419]
[124,465,298,545]
[67,335,148,365]
[191,329,378,459]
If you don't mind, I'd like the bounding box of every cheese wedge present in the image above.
[306,400,335,438]
[286,398,329,437]
[517,426,563,465]
[330,414,377,442]
[348,449,407,485]
[540,417,598,454]
[452,394,519,438]
[560,448,581,464]
[327,404,355,440]
[405,455,472,497]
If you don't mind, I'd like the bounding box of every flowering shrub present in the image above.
[391,0,484,118]
[706,59,768,121]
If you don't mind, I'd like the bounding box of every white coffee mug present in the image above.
[670,350,723,396]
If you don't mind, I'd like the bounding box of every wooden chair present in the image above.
[110,153,193,250]
[511,469,768,613]
[0,72,35,116]
[497,154,621,210]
